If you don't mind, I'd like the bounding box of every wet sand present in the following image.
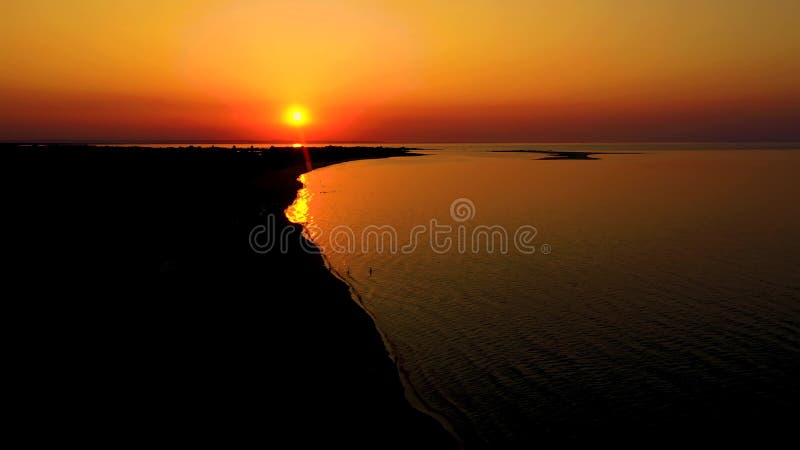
[4,144,455,448]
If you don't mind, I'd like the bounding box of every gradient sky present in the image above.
[2,0,799,142]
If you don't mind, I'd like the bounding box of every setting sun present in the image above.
[284,106,310,127]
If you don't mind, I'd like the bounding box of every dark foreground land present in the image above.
[5,144,455,448]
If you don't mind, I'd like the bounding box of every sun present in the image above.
[284,106,310,127]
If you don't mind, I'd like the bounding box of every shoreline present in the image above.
[292,164,470,447]
[284,148,463,445]
[6,144,456,448]
[280,149,463,447]
[319,250,463,447]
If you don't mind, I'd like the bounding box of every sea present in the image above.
[286,143,800,447]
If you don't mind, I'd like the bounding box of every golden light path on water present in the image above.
[285,174,311,224]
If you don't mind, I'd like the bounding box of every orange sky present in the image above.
[1,0,799,142]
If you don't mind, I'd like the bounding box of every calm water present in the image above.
[291,144,800,447]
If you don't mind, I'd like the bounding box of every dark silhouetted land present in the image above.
[4,144,454,448]
[492,149,643,159]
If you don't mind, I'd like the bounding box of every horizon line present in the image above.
[4,139,800,145]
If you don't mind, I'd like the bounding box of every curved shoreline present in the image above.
[291,159,462,447]
[318,249,463,447]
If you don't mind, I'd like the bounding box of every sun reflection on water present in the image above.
[285,174,312,224]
